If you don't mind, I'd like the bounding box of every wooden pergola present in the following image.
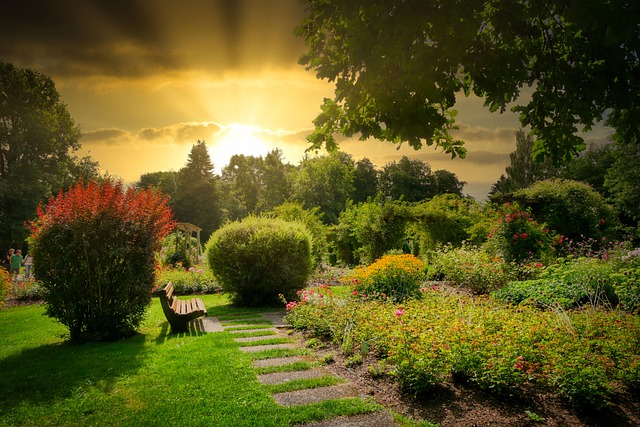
[174,222,202,259]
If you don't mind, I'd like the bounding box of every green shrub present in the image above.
[611,248,640,313]
[513,179,617,243]
[206,216,313,306]
[427,244,511,293]
[345,254,425,302]
[27,180,174,342]
[155,266,220,294]
[409,194,485,251]
[334,198,409,264]
[492,279,587,309]
[165,248,192,270]
[0,269,10,308]
[9,279,46,301]
[270,202,328,265]
[486,202,555,264]
[539,257,618,307]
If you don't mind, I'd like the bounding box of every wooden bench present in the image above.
[153,282,207,333]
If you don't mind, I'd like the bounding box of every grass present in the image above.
[264,376,345,394]
[0,294,379,426]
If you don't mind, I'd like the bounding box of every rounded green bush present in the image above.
[206,216,314,306]
[513,179,617,243]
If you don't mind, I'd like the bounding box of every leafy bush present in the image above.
[0,268,10,308]
[164,248,192,270]
[492,279,587,309]
[538,257,618,307]
[344,254,425,302]
[334,198,409,264]
[9,279,46,302]
[486,202,555,264]
[513,179,617,243]
[611,248,640,313]
[270,202,328,265]
[155,266,220,294]
[206,216,313,306]
[427,244,511,293]
[27,180,174,341]
[408,194,485,251]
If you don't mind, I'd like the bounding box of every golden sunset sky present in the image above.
[0,0,612,199]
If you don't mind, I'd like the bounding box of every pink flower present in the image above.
[432,284,439,291]
[394,309,405,318]
[352,290,359,296]
[285,301,297,311]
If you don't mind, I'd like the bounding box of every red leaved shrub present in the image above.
[28,180,174,341]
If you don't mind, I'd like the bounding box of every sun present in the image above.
[209,123,272,171]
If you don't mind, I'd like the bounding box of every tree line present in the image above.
[136,141,466,241]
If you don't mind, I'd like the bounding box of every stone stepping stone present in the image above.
[260,311,289,328]
[257,368,331,385]
[301,411,396,427]
[252,356,309,368]
[234,335,288,343]
[228,328,278,334]
[221,323,270,330]
[238,343,297,353]
[198,317,224,333]
[272,384,359,406]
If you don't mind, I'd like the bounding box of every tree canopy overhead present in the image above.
[296,0,640,162]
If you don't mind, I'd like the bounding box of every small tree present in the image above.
[28,180,174,342]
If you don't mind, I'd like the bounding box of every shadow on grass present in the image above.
[154,318,205,345]
[0,334,146,411]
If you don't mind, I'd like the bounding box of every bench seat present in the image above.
[153,282,207,333]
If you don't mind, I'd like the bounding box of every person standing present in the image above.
[23,253,33,279]
[10,249,23,280]
[4,248,14,271]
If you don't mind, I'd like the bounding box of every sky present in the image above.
[0,0,612,200]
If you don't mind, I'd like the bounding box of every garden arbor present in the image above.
[174,222,202,263]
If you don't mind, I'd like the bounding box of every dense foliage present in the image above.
[0,61,100,248]
[172,140,221,242]
[513,179,616,243]
[296,0,640,163]
[27,181,174,341]
[269,202,327,265]
[427,244,511,294]
[0,268,9,308]
[486,202,555,264]
[345,254,425,302]
[206,216,314,306]
[155,266,219,295]
[285,286,640,408]
[334,198,409,265]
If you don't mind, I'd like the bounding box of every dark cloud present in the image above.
[136,122,221,143]
[81,128,130,144]
[452,123,516,145]
[464,150,511,165]
[0,0,307,79]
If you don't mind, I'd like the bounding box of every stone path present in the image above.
[201,312,396,426]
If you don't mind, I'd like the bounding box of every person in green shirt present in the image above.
[10,249,23,279]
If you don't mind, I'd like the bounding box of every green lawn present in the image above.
[0,295,378,426]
